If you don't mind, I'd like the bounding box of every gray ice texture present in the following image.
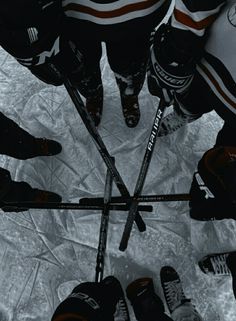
[0,43,235,321]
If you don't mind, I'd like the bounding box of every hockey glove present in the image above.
[51,276,130,321]
[148,23,201,102]
[189,146,236,220]
[0,0,82,85]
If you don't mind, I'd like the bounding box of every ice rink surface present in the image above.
[0,44,236,321]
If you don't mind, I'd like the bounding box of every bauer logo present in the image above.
[154,61,186,88]
[147,110,162,151]
[227,4,236,27]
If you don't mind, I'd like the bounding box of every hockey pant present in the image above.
[65,33,150,100]
[0,112,41,159]
[178,71,236,147]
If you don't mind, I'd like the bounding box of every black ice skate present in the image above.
[7,137,62,160]
[198,252,236,276]
[121,95,140,128]
[0,112,62,159]
[160,266,203,321]
[0,168,61,212]
[160,266,189,313]
[99,276,130,321]
[86,92,103,127]
[33,138,62,157]
[158,103,200,137]
[126,277,165,321]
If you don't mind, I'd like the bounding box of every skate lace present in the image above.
[163,279,186,312]
[210,254,230,274]
[114,297,129,321]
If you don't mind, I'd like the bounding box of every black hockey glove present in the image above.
[51,276,130,321]
[147,23,201,102]
[0,0,82,86]
[189,146,236,221]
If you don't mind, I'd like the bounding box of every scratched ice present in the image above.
[0,43,235,321]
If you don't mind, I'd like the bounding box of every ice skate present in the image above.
[198,252,236,275]
[2,184,61,206]
[0,176,62,212]
[6,137,62,160]
[161,266,203,321]
[120,95,140,128]
[158,103,200,137]
[126,277,165,321]
[85,86,103,127]
[100,276,130,321]
[161,266,188,313]
[33,138,62,157]
[0,111,62,159]
[86,93,103,127]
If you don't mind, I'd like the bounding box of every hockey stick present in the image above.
[95,161,131,320]
[79,193,191,205]
[95,158,114,282]
[0,201,152,212]
[64,78,146,232]
[119,97,167,251]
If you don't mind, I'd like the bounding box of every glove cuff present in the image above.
[52,313,88,321]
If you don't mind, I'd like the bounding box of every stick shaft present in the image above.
[119,98,167,251]
[95,159,114,282]
[64,78,146,232]
[79,193,191,205]
[0,202,153,212]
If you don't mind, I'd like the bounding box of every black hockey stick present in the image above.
[119,97,167,251]
[64,78,146,232]
[95,162,131,321]
[95,158,114,282]
[0,201,152,212]
[79,193,191,205]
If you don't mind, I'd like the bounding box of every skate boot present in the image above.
[161,266,203,321]
[126,277,167,321]
[158,102,200,137]
[104,276,130,321]
[0,112,62,159]
[120,95,140,128]
[198,252,236,275]
[32,138,62,157]
[8,137,62,160]
[86,89,103,127]
[0,168,62,212]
